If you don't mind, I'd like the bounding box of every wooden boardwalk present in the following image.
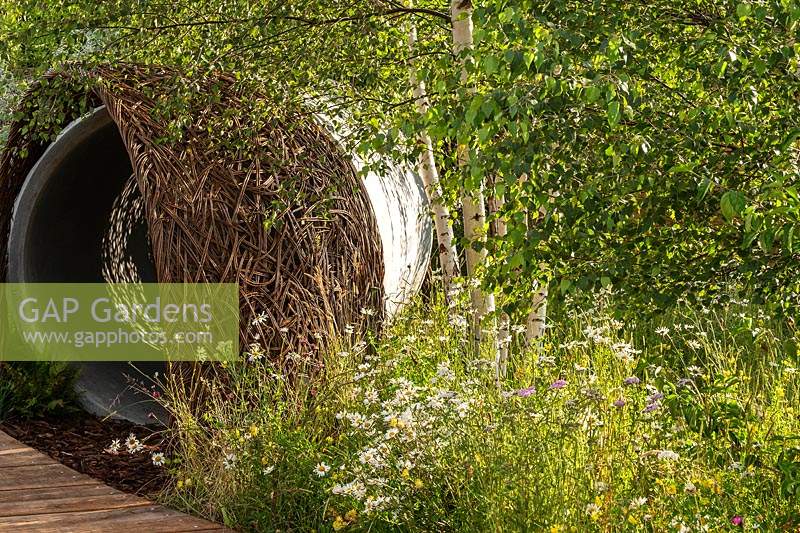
[0,430,229,532]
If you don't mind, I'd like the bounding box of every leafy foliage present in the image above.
[5,0,798,319]
[426,0,800,316]
[0,362,79,421]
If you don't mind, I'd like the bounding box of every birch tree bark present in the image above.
[487,178,510,379]
[525,282,548,344]
[451,0,495,347]
[407,13,460,298]
[519,174,549,345]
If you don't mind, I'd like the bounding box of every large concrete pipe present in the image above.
[7,106,432,424]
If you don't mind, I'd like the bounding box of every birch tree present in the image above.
[519,174,548,345]
[406,10,460,299]
[451,0,495,347]
[487,178,510,378]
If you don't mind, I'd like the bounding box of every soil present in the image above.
[0,411,168,498]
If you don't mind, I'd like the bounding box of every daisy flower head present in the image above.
[629,497,647,509]
[223,452,237,470]
[105,439,121,455]
[315,462,331,477]
[125,433,143,454]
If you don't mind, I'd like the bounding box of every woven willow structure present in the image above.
[0,64,385,366]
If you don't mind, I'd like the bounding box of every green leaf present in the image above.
[736,3,751,18]
[607,100,620,128]
[559,278,572,293]
[508,253,525,269]
[695,178,713,202]
[669,163,695,174]
[758,229,775,252]
[465,96,483,126]
[720,191,747,222]
[483,56,499,75]
[523,51,535,69]
[779,129,800,153]
[742,230,759,249]
[584,85,601,103]
[534,50,545,70]
[785,224,796,254]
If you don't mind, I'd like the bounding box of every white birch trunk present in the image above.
[487,181,510,380]
[407,16,460,297]
[451,0,495,348]
[519,173,549,345]
[525,282,548,344]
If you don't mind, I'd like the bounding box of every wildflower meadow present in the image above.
[132,290,800,531]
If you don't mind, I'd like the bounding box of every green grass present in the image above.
[155,293,800,532]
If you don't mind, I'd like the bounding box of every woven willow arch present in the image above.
[0,64,385,369]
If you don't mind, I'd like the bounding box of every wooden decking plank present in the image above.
[0,463,98,491]
[0,447,54,468]
[0,505,228,532]
[0,485,150,518]
[0,430,230,531]
[0,432,20,452]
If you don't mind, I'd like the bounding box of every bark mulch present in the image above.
[0,412,167,498]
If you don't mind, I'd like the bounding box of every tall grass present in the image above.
[154,292,800,531]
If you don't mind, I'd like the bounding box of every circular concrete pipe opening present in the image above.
[8,107,166,425]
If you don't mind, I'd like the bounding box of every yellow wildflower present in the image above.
[414,478,424,489]
[332,516,347,531]
[344,509,357,522]
[700,478,721,494]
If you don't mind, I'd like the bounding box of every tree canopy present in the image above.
[2,0,799,318]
